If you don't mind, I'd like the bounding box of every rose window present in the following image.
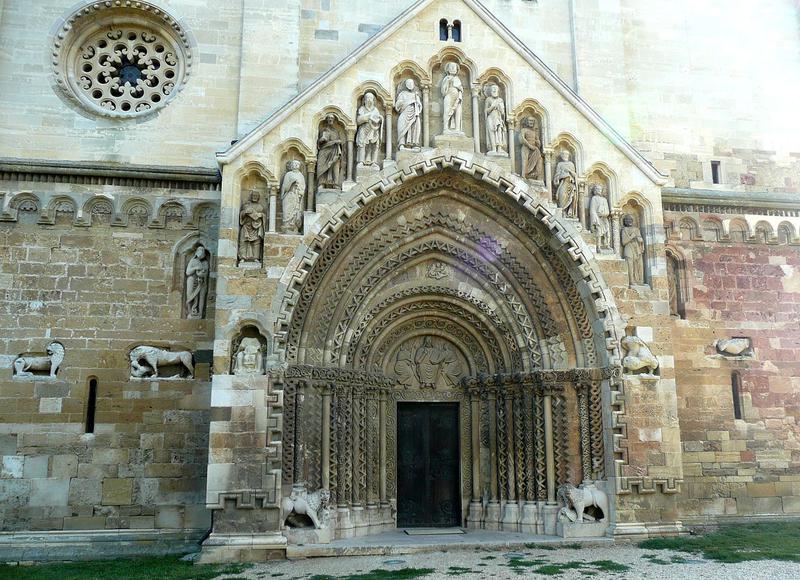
[52,3,192,118]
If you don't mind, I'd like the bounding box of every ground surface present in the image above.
[3,523,800,579]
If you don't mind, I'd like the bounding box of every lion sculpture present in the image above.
[129,346,194,379]
[557,482,608,524]
[621,335,659,375]
[14,342,65,378]
[280,484,331,530]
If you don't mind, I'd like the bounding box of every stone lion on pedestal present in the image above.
[280,484,331,530]
[557,481,608,523]
[13,342,65,378]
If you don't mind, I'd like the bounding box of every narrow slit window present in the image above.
[439,19,449,41]
[86,378,98,433]
[731,372,743,420]
[711,160,721,184]
[452,20,462,42]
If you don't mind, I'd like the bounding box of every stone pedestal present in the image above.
[466,500,483,529]
[433,132,474,152]
[500,501,520,532]
[557,520,609,538]
[519,501,539,534]
[355,163,381,182]
[484,501,501,531]
[542,504,560,536]
[199,532,287,563]
[282,526,332,545]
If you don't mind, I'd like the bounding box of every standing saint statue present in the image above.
[589,184,611,250]
[317,113,343,189]
[395,79,422,150]
[553,149,578,218]
[185,245,209,319]
[280,160,305,234]
[440,62,463,134]
[621,214,645,285]
[238,190,266,263]
[484,84,507,155]
[519,117,543,180]
[355,91,383,169]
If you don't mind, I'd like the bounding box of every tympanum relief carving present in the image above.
[390,336,467,389]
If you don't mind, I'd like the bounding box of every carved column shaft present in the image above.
[268,185,277,233]
[507,125,516,172]
[505,394,516,501]
[578,384,592,480]
[488,391,499,502]
[346,135,354,182]
[471,86,481,153]
[321,385,331,490]
[611,210,622,256]
[544,393,556,503]
[379,392,387,506]
[306,161,316,211]
[470,392,481,502]
[422,84,431,148]
[544,148,554,198]
[385,108,393,162]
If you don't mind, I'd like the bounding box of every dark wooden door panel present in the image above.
[397,402,460,527]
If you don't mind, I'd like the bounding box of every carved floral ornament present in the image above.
[51,1,193,118]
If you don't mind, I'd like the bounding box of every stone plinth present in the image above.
[433,132,474,152]
[557,520,609,538]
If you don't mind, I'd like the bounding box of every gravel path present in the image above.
[236,545,800,579]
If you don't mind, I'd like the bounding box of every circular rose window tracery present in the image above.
[52,2,192,118]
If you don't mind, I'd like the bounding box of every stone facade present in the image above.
[0,0,798,563]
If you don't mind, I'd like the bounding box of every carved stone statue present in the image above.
[281,160,305,234]
[557,482,609,523]
[394,344,416,387]
[355,91,383,169]
[588,184,611,250]
[280,484,331,529]
[395,79,422,150]
[13,342,65,378]
[553,150,578,218]
[412,337,462,389]
[440,62,463,134]
[621,214,645,285]
[238,190,266,263]
[317,114,344,189]
[621,336,659,375]
[716,338,753,357]
[130,346,194,379]
[185,245,209,319]
[233,337,264,375]
[484,84,507,155]
[519,116,543,180]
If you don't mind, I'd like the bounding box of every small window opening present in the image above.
[711,160,721,184]
[86,378,98,433]
[731,372,743,420]
[439,19,449,41]
[452,20,462,42]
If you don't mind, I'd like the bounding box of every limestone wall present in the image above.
[0,174,218,537]
[666,212,800,521]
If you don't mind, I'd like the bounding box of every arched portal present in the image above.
[275,153,623,538]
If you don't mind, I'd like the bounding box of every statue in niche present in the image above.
[588,184,611,251]
[233,337,265,375]
[395,79,422,150]
[621,214,645,285]
[355,91,383,169]
[553,150,578,218]
[317,113,344,189]
[484,84,507,155]
[621,336,659,375]
[238,190,266,263]
[185,245,209,319]
[667,257,680,316]
[281,160,305,234]
[520,117,544,181]
[440,62,464,134]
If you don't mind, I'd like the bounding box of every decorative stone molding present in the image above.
[50,1,194,118]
